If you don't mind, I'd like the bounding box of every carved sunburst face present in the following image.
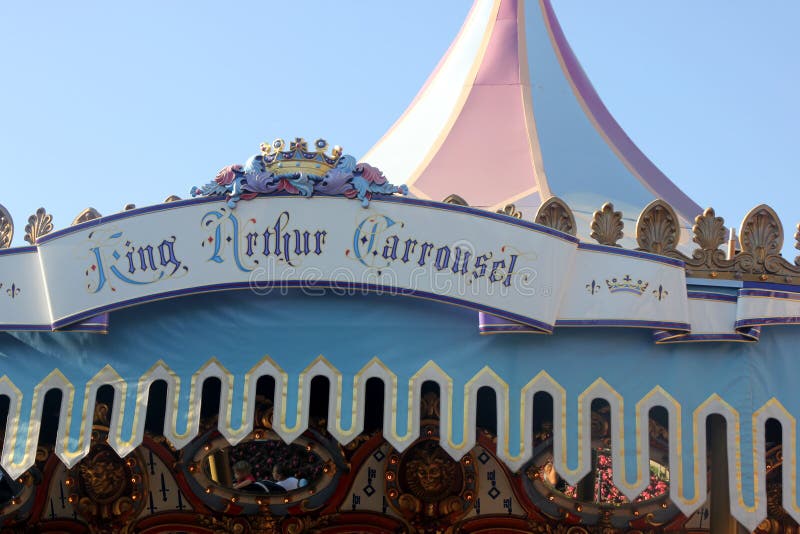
[401,442,462,503]
[410,459,445,493]
[78,449,127,504]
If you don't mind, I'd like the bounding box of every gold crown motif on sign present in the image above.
[605,275,649,296]
[260,137,343,177]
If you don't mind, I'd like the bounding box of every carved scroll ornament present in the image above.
[535,196,577,236]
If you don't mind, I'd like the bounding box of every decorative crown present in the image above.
[605,275,649,296]
[260,137,343,177]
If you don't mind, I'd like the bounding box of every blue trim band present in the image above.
[687,291,738,303]
[654,333,759,343]
[736,317,800,328]
[50,280,556,333]
[577,243,685,267]
[555,319,690,330]
[740,289,800,300]
[0,246,38,257]
[36,194,580,245]
[742,281,800,292]
[0,324,52,331]
[479,324,548,334]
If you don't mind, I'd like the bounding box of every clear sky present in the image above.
[0,1,798,256]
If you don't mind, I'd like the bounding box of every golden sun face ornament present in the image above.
[384,435,477,525]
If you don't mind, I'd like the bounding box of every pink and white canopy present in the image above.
[363,0,702,242]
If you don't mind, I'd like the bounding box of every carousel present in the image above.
[1,1,799,533]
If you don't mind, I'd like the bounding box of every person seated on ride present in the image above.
[272,463,299,491]
[231,460,285,494]
[232,460,261,492]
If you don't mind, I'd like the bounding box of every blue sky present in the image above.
[0,1,798,256]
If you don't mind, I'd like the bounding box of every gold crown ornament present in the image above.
[260,137,343,178]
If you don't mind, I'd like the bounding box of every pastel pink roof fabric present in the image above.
[363,0,702,239]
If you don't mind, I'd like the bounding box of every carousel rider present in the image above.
[272,463,299,491]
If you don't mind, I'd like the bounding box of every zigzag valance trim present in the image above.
[0,355,795,531]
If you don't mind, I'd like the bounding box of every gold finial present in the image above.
[590,202,624,247]
[72,207,102,226]
[739,204,783,264]
[535,196,576,236]
[795,223,799,267]
[692,207,727,253]
[442,194,469,206]
[635,199,679,255]
[676,206,800,282]
[164,195,181,203]
[675,207,732,277]
[496,204,522,218]
[728,204,799,281]
[24,207,53,244]
[0,203,13,249]
[726,227,737,261]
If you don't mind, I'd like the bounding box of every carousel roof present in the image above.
[364,0,702,244]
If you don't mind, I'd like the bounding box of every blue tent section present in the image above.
[1,288,798,528]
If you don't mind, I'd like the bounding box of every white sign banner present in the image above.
[31,196,578,331]
[556,244,690,330]
[478,244,692,335]
[0,196,703,336]
[0,247,51,328]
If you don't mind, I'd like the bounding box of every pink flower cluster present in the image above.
[559,450,668,505]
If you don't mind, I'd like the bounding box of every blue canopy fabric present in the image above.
[0,289,797,530]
